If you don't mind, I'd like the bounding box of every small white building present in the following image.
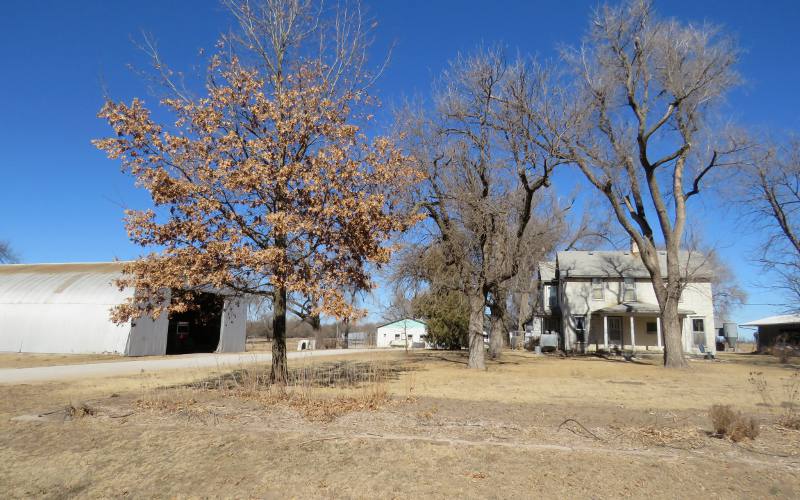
[533,249,715,354]
[376,319,427,348]
[0,262,246,356]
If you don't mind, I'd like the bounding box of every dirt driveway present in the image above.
[0,348,383,385]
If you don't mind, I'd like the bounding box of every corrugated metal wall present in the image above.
[0,262,246,356]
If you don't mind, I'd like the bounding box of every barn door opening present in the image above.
[166,291,224,354]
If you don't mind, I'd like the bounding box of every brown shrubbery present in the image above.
[709,404,760,441]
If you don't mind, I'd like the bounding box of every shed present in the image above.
[376,319,427,348]
[0,262,246,356]
[741,314,800,351]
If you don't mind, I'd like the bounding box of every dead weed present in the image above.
[709,404,760,442]
[622,425,704,449]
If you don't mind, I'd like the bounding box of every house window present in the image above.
[692,318,706,347]
[591,278,604,300]
[646,321,657,334]
[546,285,558,308]
[394,333,400,340]
[573,315,586,343]
[543,317,560,334]
[623,278,636,302]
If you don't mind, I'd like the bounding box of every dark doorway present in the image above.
[166,291,224,354]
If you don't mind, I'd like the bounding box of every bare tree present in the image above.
[705,251,747,319]
[0,240,18,264]
[740,139,800,310]
[556,0,746,367]
[506,197,619,333]
[399,48,564,369]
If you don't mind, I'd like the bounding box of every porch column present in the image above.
[656,317,663,349]
[603,315,609,349]
[629,315,636,351]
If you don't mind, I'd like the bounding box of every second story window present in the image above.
[591,278,604,300]
[546,284,558,307]
[623,277,636,301]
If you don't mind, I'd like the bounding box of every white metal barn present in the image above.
[0,262,247,356]
[376,319,427,348]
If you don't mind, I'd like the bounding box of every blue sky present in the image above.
[1,0,799,327]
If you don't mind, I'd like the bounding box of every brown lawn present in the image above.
[0,350,798,499]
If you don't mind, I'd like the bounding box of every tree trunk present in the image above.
[342,317,350,349]
[467,290,486,369]
[489,290,507,360]
[270,286,289,384]
[310,314,325,350]
[661,296,687,368]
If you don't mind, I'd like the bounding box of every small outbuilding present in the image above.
[0,262,246,356]
[376,318,427,348]
[741,314,800,352]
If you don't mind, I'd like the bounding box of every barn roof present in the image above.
[0,262,128,305]
[556,251,713,280]
[740,314,800,327]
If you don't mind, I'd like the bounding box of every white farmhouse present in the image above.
[0,262,246,356]
[376,318,427,348]
[533,249,715,354]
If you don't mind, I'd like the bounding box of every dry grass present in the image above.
[1,350,799,499]
[617,425,705,449]
[134,360,404,423]
[0,352,123,369]
[219,361,395,423]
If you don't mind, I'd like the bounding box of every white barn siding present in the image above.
[126,312,170,356]
[217,298,247,353]
[0,262,247,356]
[0,263,135,354]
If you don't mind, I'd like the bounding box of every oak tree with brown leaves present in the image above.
[94,0,419,384]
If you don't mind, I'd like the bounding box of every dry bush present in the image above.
[64,402,95,420]
[747,371,773,406]
[778,370,800,430]
[773,335,798,363]
[709,404,760,442]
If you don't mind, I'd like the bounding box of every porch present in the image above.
[583,302,695,352]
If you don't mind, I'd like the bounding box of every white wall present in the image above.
[558,278,715,353]
[0,303,134,354]
[376,321,427,348]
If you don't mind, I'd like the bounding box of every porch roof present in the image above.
[594,301,695,316]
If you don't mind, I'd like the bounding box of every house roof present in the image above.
[538,261,556,282]
[740,314,800,327]
[375,318,427,330]
[556,250,713,280]
[594,301,695,316]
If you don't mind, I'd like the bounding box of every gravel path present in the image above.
[0,348,384,385]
